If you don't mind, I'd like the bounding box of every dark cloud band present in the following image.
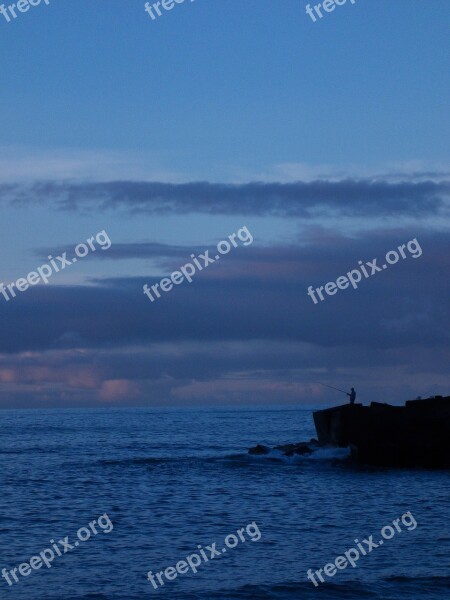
[2,179,449,217]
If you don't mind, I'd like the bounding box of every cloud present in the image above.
[35,241,193,263]
[2,178,449,218]
[99,379,141,402]
[0,147,187,183]
[0,341,448,409]
[2,228,448,354]
[1,226,448,407]
[0,148,447,185]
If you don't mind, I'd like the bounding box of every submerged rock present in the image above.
[274,442,314,456]
[249,439,319,457]
[248,444,270,455]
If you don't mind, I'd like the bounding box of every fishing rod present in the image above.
[314,382,349,395]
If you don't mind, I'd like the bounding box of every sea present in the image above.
[0,407,449,599]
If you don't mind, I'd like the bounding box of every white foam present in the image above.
[249,445,351,463]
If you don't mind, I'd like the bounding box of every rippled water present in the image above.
[0,408,449,599]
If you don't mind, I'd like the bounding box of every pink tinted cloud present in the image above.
[99,379,141,402]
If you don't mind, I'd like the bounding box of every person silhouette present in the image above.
[347,387,356,404]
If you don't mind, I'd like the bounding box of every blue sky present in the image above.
[1,0,449,176]
[0,0,449,408]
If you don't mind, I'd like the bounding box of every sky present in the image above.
[0,0,449,408]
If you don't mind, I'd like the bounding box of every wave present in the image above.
[248,446,351,464]
[385,574,450,584]
[96,446,351,469]
[37,576,450,600]
[167,576,450,600]
[0,446,62,455]
[53,581,376,600]
[182,581,375,600]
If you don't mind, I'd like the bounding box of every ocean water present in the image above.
[0,408,449,599]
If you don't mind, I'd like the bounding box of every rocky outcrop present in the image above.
[249,439,319,457]
[313,395,450,468]
[249,396,450,468]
